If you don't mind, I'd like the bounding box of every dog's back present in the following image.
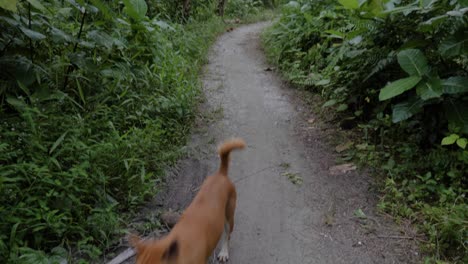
[172,138,245,261]
[131,139,245,264]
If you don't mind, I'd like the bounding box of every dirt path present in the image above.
[121,22,420,264]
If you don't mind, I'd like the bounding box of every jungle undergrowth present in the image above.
[262,0,467,262]
[0,0,273,263]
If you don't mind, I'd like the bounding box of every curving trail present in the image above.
[120,22,420,264]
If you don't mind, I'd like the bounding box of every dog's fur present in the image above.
[130,139,245,264]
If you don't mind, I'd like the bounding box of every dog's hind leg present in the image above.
[217,221,230,262]
[217,190,236,262]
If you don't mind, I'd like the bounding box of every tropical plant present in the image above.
[0,0,229,262]
[263,0,467,261]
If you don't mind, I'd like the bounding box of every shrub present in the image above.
[263,0,467,261]
[0,0,224,262]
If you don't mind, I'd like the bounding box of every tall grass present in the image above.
[0,0,225,262]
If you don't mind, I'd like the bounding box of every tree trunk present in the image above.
[262,0,274,8]
[183,0,191,19]
[217,0,227,17]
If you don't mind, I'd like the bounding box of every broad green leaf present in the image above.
[457,138,467,149]
[57,7,73,18]
[392,97,425,122]
[400,39,430,50]
[89,0,113,19]
[85,4,99,14]
[51,27,74,43]
[420,0,437,8]
[152,20,174,31]
[68,0,85,13]
[338,0,359,9]
[442,76,468,94]
[0,0,17,12]
[366,0,385,16]
[316,79,330,86]
[383,5,419,15]
[25,0,46,12]
[349,35,363,45]
[19,26,46,40]
[444,100,468,134]
[446,10,464,17]
[86,30,113,49]
[416,77,442,100]
[322,99,337,107]
[397,49,429,76]
[1,55,35,86]
[379,76,421,101]
[0,15,20,26]
[6,96,26,111]
[122,0,147,21]
[69,52,97,70]
[337,104,348,112]
[441,134,459,145]
[285,1,300,9]
[418,15,448,32]
[439,30,468,58]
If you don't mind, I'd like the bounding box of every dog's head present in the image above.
[129,234,179,264]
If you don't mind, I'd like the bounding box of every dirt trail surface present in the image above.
[118,22,420,264]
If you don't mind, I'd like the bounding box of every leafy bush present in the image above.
[0,0,225,262]
[147,0,219,22]
[149,0,270,22]
[226,0,263,18]
[263,0,467,261]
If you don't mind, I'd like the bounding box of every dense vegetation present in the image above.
[263,0,467,262]
[0,0,269,263]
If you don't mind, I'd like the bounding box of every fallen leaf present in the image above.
[354,208,367,219]
[329,163,357,175]
[356,143,368,150]
[335,141,353,153]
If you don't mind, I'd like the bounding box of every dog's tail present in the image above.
[218,138,246,176]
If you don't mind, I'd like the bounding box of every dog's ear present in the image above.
[162,240,179,260]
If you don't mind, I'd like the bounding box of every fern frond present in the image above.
[364,51,397,82]
[348,18,378,32]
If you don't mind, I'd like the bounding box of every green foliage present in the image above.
[338,0,359,9]
[144,0,218,22]
[263,0,467,261]
[122,0,148,21]
[0,0,225,262]
[0,0,17,12]
[442,134,467,149]
[397,49,430,77]
[225,0,263,18]
[146,0,270,22]
[379,76,422,101]
[439,29,468,58]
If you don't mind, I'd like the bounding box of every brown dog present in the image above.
[130,138,246,264]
